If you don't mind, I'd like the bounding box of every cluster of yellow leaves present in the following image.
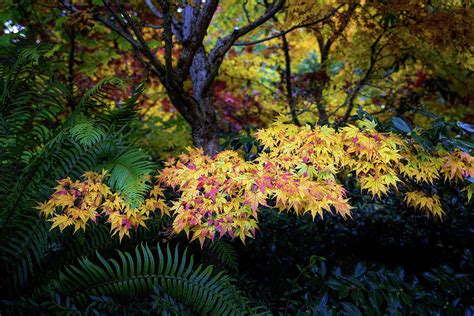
[258,119,472,216]
[158,149,259,246]
[255,123,352,218]
[256,119,405,199]
[440,149,474,203]
[400,145,474,187]
[341,120,404,198]
[405,191,444,218]
[150,119,474,242]
[158,143,352,246]
[440,150,474,182]
[37,171,169,241]
[400,147,442,184]
[39,120,473,243]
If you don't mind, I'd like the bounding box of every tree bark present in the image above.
[188,48,220,155]
[191,119,219,156]
[163,81,219,156]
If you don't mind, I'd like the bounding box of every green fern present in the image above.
[104,146,154,206]
[0,214,50,288]
[70,114,106,147]
[0,45,155,291]
[104,82,144,128]
[206,240,239,271]
[76,77,126,111]
[54,243,257,315]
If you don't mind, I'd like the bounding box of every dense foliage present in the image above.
[1,0,473,315]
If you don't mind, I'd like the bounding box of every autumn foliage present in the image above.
[2,0,474,313]
[39,119,473,245]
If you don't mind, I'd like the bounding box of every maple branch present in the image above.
[145,0,184,40]
[145,0,163,19]
[97,1,198,118]
[221,71,278,94]
[242,0,252,23]
[161,2,174,79]
[140,23,164,29]
[109,0,176,87]
[234,3,345,46]
[312,3,357,125]
[60,0,147,59]
[340,29,386,123]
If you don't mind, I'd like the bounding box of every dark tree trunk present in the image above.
[165,88,220,156]
[191,120,219,156]
[191,92,219,156]
[188,48,220,156]
[316,96,329,125]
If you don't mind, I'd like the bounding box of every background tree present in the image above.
[59,0,286,154]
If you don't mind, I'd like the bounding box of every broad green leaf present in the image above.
[392,117,412,133]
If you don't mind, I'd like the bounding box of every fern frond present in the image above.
[70,114,106,147]
[55,244,253,315]
[151,286,193,314]
[77,77,126,111]
[104,82,144,128]
[84,296,124,314]
[206,240,239,271]
[0,214,50,288]
[103,146,155,206]
[0,46,161,300]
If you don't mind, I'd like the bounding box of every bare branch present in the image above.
[281,33,300,126]
[340,28,387,123]
[220,0,285,48]
[141,23,163,29]
[59,0,79,12]
[243,0,252,23]
[158,0,174,78]
[145,0,163,19]
[234,3,345,46]
[112,1,167,76]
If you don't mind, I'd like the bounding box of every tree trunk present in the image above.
[191,121,219,156]
[164,85,219,156]
[166,90,219,156]
[187,48,221,156]
[191,93,219,156]
[315,35,331,126]
[315,78,329,125]
[316,101,329,125]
